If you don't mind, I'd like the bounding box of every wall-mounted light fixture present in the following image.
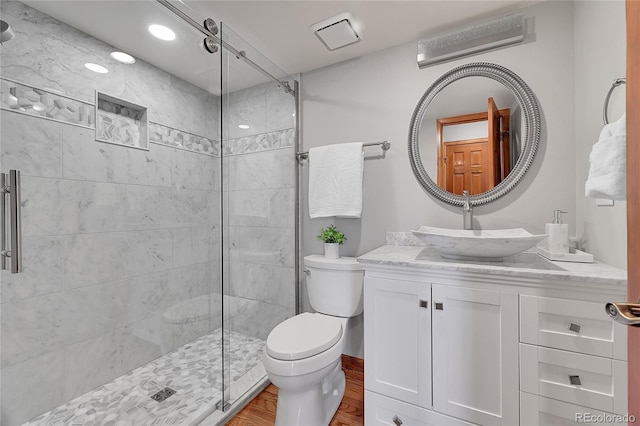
[417,14,526,68]
[311,12,360,51]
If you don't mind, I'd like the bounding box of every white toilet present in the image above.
[263,255,364,426]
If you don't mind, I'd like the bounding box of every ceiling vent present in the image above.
[417,14,526,68]
[311,12,360,51]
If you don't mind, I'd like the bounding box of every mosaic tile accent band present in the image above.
[0,78,94,127]
[223,128,294,156]
[1,78,295,159]
[0,78,218,157]
[23,330,265,426]
[149,121,219,156]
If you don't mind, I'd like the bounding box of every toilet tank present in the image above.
[304,255,364,317]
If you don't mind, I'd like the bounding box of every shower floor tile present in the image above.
[23,330,265,426]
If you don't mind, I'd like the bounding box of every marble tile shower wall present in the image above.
[0,112,220,426]
[0,0,219,139]
[0,2,220,425]
[223,81,296,340]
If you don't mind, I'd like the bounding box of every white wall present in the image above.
[574,1,627,269]
[300,0,627,357]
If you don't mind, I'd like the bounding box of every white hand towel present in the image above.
[585,114,626,200]
[308,142,364,219]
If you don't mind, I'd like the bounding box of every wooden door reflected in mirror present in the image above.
[436,97,511,195]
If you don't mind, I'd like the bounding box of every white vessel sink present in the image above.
[411,226,547,261]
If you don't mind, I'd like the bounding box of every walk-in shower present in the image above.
[0,0,298,424]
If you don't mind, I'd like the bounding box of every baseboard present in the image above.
[341,354,364,373]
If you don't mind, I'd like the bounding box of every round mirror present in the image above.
[408,63,541,206]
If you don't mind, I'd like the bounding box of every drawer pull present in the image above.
[569,375,582,386]
[568,322,581,333]
[392,415,403,426]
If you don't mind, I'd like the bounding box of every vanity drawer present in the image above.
[520,344,628,414]
[520,295,627,360]
[365,391,473,426]
[520,392,622,426]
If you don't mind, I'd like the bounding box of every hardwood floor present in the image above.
[226,355,364,426]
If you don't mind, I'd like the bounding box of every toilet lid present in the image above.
[266,313,342,361]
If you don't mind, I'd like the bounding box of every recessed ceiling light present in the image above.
[84,63,108,73]
[110,51,136,64]
[238,124,250,129]
[311,12,361,51]
[149,24,176,41]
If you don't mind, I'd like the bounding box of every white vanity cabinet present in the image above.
[364,276,431,409]
[363,267,519,426]
[432,284,519,425]
[519,294,628,424]
[360,246,627,426]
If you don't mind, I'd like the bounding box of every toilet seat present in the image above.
[266,313,342,361]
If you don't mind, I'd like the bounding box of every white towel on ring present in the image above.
[308,142,364,218]
[585,113,626,200]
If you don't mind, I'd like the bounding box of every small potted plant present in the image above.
[317,225,346,259]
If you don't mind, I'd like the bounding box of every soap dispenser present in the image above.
[545,210,569,253]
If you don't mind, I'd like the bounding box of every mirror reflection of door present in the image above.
[436,97,511,195]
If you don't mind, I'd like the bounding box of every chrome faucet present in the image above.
[462,190,473,230]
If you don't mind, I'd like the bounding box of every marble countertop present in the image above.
[357,241,627,287]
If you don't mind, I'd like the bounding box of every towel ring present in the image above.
[603,78,626,125]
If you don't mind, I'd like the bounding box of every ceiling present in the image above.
[21,0,541,94]
[184,0,541,75]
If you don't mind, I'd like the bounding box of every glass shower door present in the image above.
[219,22,298,408]
[0,1,224,424]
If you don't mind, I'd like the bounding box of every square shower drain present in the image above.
[151,387,176,402]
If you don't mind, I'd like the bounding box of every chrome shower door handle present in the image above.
[0,173,6,270]
[1,170,23,273]
[10,170,22,273]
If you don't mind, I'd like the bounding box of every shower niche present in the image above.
[95,91,148,150]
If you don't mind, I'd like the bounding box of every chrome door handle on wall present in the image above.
[1,170,22,273]
[606,301,640,327]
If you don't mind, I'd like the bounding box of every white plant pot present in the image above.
[324,243,340,259]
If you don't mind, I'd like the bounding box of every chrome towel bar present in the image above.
[603,78,626,125]
[297,140,391,161]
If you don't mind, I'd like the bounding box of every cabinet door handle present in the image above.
[568,322,581,333]
[392,415,403,426]
[419,300,429,308]
[434,302,444,310]
[569,375,582,386]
